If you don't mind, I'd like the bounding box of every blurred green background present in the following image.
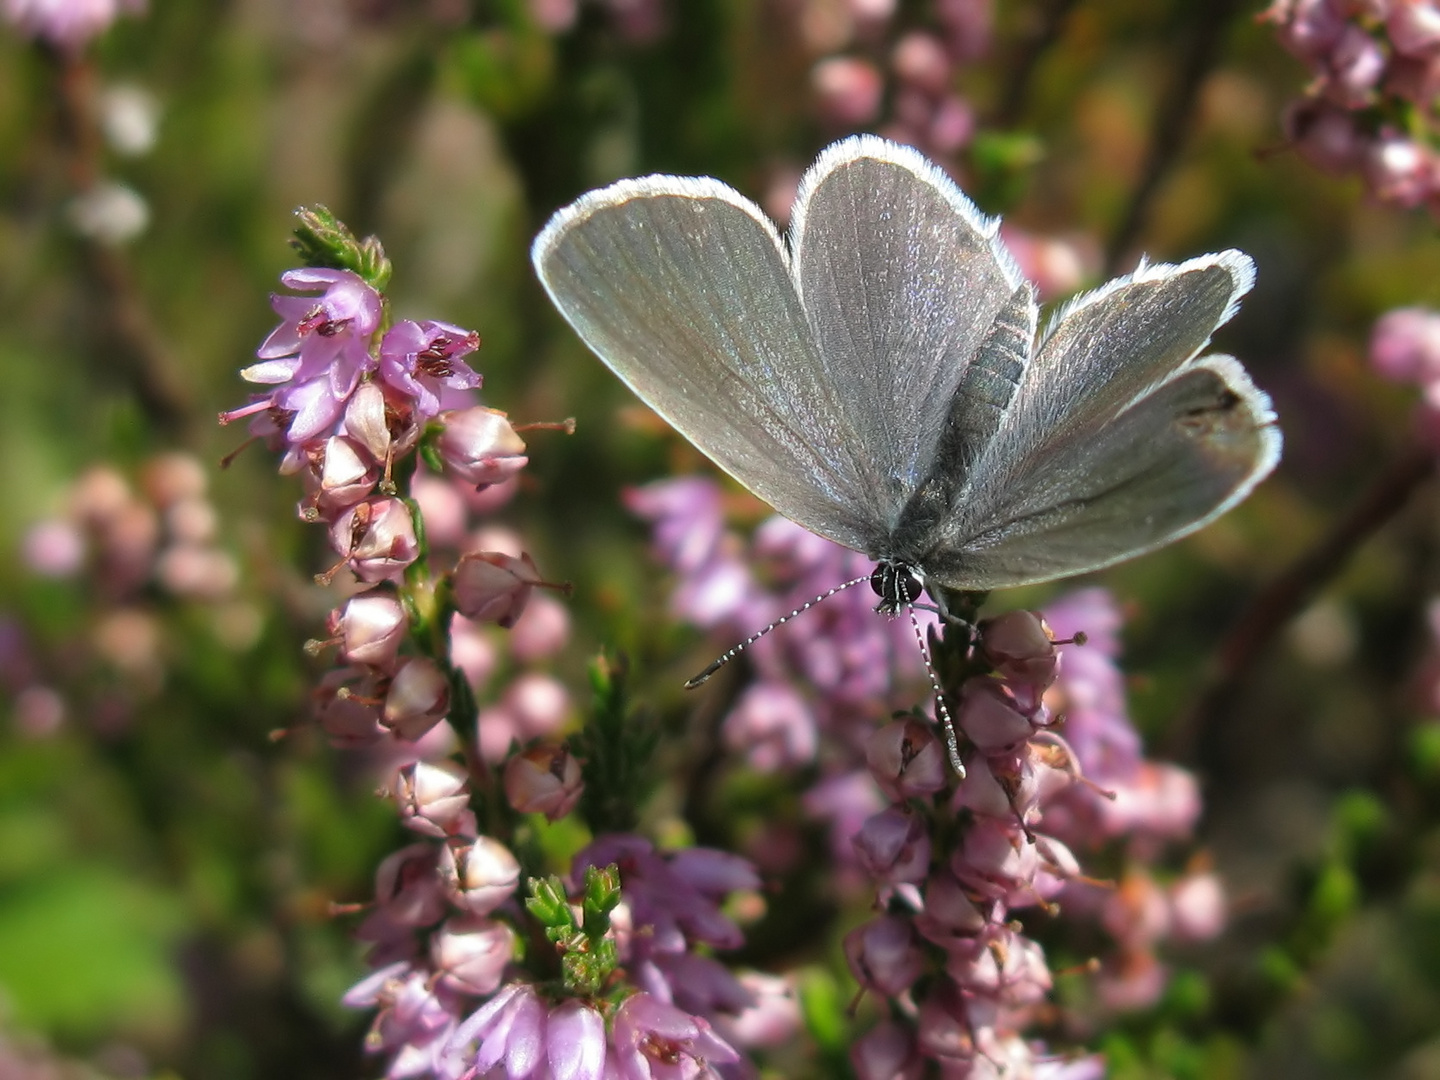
[4,1,1440,1077]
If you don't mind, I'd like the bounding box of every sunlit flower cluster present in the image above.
[1266,0,1440,213]
[635,478,1226,1074]
[8,453,248,738]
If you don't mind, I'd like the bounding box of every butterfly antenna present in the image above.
[684,574,872,689]
[908,605,965,779]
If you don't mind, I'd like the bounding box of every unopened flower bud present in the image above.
[155,544,238,600]
[342,381,392,466]
[374,843,447,927]
[852,807,930,887]
[914,869,990,947]
[844,916,924,997]
[314,666,386,747]
[140,452,207,508]
[330,497,419,583]
[430,915,515,995]
[503,743,583,820]
[865,719,946,802]
[436,407,529,489]
[980,610,1059,688]
[330,590,408,671]
[301,436,378,518]
[851,1020,923,1080]
[382,656,451,741]
[394,760,472,837]
[1169,872,1226,942]
[957,677,1039,754]
[452,551,544,628]
[438,835,521,915]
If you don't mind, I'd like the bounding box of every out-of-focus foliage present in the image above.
[3,1,1440,1078]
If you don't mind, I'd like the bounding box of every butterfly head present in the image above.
[870,559,925,616]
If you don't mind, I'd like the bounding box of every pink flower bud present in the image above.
[1390,0,1440,57]
[382,656,451,741]
[330,590,408,671]
[1371,306,1440,385]
[980,610,1059,688]
[155,544,238,600]
[914,869,990,946]
[430,915,515,995]
[314,666,386,747]
[509,593,572,661]
[851,1020,923,1080]
[437,836,521,915]
[330,497,419,583]
[1284,99,1364,173]
[892,31,951,93]
[1324,25,1387,107]
[374,843,447,927]
[952,817,1039,903]
[165,496,218,544]
[1169,871,1227,942]
[1365,130,1439,208]
[865,719,946,802]
[453,551,544,628]
[945,926,1052,1006]
[300,436,378,518]
[342,381,393,466]
[436,407,529,489]
[22,519,85,578]
[844,915,924,997]
[957,677,1039,753]
[953,750,1041,820]
[394,760,472,837]
[503,743,584,820]
[812,56,884,125]
[852,807,930,887]
[140,451,208,508]
[722,681,818,770]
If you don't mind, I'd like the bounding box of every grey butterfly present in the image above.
[532,135,1281,641]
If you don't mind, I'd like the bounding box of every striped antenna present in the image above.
[906,605,964,778]
[683,574,873,688]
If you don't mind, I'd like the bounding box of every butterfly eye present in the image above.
[870,561,924,610]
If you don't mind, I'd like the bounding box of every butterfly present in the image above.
[532,136,1281,765]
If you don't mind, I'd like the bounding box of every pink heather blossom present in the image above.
[329,497,420,584]
[453,551,546,628]
[844,915,926,996]
[331,590,408,672]
[394,760,472,838]
[865,718,947,802]
[3,0,145,50]
[437,407,529,490]
[223,269,383,444]
[503,743,584,820]
[382,656,452,741]
[812,56,885,126]
[430,915,516,996]
[437,836,521,915]
[377,320,482,422]
[609,992,739,1079]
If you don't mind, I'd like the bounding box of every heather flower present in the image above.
[609,992,739,1079]
[2,0,145,49]
[437,837,522,915]
[453,551,548,627]
[437,407,529,490]
[377,320,482,422]
[383,657,452,741]
[503,743,584,820]
[394,761,472,838]
[330,590,408,672]
[222,269,382,443]
[329,497,420,583]
[431,915,516,996]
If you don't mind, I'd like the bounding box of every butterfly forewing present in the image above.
[789,137,1026,534]
[533,176,881,553]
